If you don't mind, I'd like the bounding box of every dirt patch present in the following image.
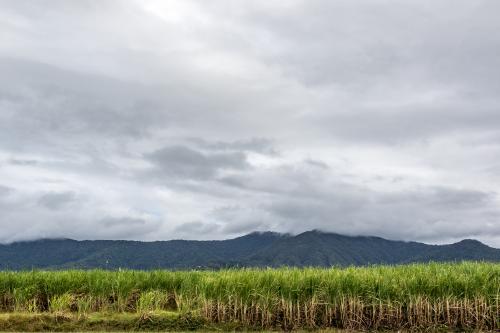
[34,292,49,312]
[125,289,141,312]
[166,293,178,311]
[0,293,15,312]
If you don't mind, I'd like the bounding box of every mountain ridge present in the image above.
[1,230,498,270]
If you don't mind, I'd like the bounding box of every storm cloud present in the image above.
[1,0,500,246]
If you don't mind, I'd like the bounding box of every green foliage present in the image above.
[0,262,496,308]
[0,262,498,330]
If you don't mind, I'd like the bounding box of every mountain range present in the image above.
[1,230,499,270]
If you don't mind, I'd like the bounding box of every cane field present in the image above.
[0,262,498,332]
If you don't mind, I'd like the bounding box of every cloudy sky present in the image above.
[1,1,499,246]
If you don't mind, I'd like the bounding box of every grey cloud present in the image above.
[209,205,267,234]
[173,217,264,239]
[217,175,249,189]
[174,221,222,238]
[70,216,161,241]
[37,191,76,210]
[197,1,500,143]
[210,162,500,243]
[0,0,500,246]
[247,1,500,90]
[221,219,265,234]
[262,185,499,243]
[217,161,339,199]
[9,159,38,166]
[0,183,162,243]
[145,145,250,180]
[188,137,278,155]
[101,217,146,228]
[311,107,500,144]
[398,187,494,208]
[0,58,166,144]
[304,159,329,169]
[0,185,13,197]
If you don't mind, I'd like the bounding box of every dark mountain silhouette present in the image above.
[0,231,498,270]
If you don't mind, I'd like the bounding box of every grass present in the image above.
[0,262,498,330]
[0,312,209,332]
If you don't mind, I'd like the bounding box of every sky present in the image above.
[0,0,500,247]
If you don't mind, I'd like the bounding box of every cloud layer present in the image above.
[1,0,500,246]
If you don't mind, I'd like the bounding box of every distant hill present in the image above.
[0,231,498,270]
